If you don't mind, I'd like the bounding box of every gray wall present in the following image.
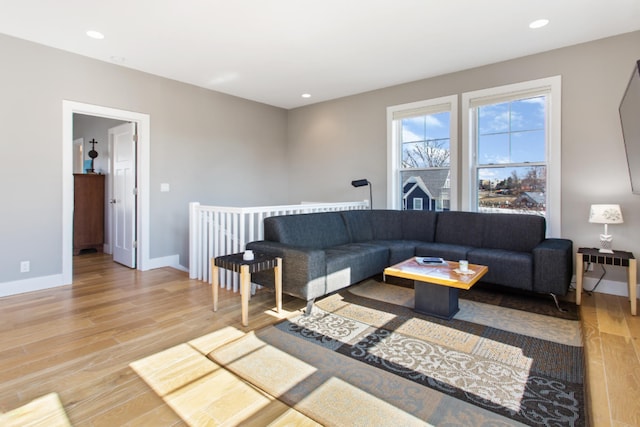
[0,33,288,287]
[73,114,128,174]
[286,30,640,284]
[2,29,639,291]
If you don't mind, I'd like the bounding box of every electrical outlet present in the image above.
[20,261,30,273]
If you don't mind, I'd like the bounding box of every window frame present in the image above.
[387,95,458,210]
[413,197,424,210]
[461,76,562,237]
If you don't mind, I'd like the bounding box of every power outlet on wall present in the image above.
[20,261,30,273]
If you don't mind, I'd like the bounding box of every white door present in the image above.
[110,122,137,268]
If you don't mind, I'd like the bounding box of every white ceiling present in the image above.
[1,0,639,109]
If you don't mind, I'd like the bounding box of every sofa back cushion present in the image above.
[264,212,349,249]
[340,210,374,242]
[481,213,545,252]
[435,211,484,247]
[401,210,438,242]
[369,210,404,240]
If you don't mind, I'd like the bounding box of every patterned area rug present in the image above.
[211,280,585,426]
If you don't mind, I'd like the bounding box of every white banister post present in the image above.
[188,202,200,279]
[258,212,265,240]
[198,211,205,280]
[232,212,240,292]
[213,210,220,259]
[248,212,255,246]
[206,211,213,283]
[239,211,246,252]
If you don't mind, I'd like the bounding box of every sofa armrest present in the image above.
[532,238,573,295]
[246,241,326,300]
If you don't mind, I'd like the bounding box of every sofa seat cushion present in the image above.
[325,243,389,290]
[371,240,421,265]
[415,242,474,262]
[468,248,533,291]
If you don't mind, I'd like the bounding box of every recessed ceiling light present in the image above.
[301,93,311,98]
[86,30,105,39]
[529,19,549,29]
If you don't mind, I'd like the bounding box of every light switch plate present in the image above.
[160,183,170,192]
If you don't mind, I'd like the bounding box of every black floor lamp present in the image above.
[351,179,372,209]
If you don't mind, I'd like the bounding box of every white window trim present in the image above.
[413,197,423,210]
[387,95,458,210]
[461,76,562,237]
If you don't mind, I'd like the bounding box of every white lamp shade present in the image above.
[589,204,623,224]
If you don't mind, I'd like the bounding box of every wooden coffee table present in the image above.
[384,257,488,319]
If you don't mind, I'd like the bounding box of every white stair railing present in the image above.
[189,201,369,291]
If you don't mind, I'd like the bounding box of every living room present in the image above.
[1,1,640,425]
[1,5,640,299]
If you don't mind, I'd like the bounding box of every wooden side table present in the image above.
[211,252,282,326]
[575,247,637,315]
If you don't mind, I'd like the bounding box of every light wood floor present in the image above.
[0,253,638,426]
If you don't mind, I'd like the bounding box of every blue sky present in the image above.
[401,96,546,182]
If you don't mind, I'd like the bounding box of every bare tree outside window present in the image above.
[402,138,450,168]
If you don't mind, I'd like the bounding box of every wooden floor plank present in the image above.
[579,293,612,427]
[600,332,640,425]
[595,292,631,337]
[0,253,637,425]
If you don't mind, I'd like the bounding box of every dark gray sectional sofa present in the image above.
[246,209,573,312]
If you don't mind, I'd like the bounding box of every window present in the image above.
[413,198,423,210]
[462,76,562,236]
[387,95,458,211]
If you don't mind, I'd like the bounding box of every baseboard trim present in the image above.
[145,254,187,272]
[0,254,185,298]
[0,274,68,298]
[578,275,639,298]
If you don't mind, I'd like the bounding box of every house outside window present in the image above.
[461,76,562,236]
[387,95,458,211]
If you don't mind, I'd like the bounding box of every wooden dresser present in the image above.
[73,173,105,255]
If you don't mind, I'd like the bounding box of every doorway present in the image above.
[73,114,128,260]
[62,101,150,284]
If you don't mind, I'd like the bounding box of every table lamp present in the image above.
[588,204,623,253]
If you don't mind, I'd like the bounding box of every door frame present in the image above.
[62,101,150,284]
